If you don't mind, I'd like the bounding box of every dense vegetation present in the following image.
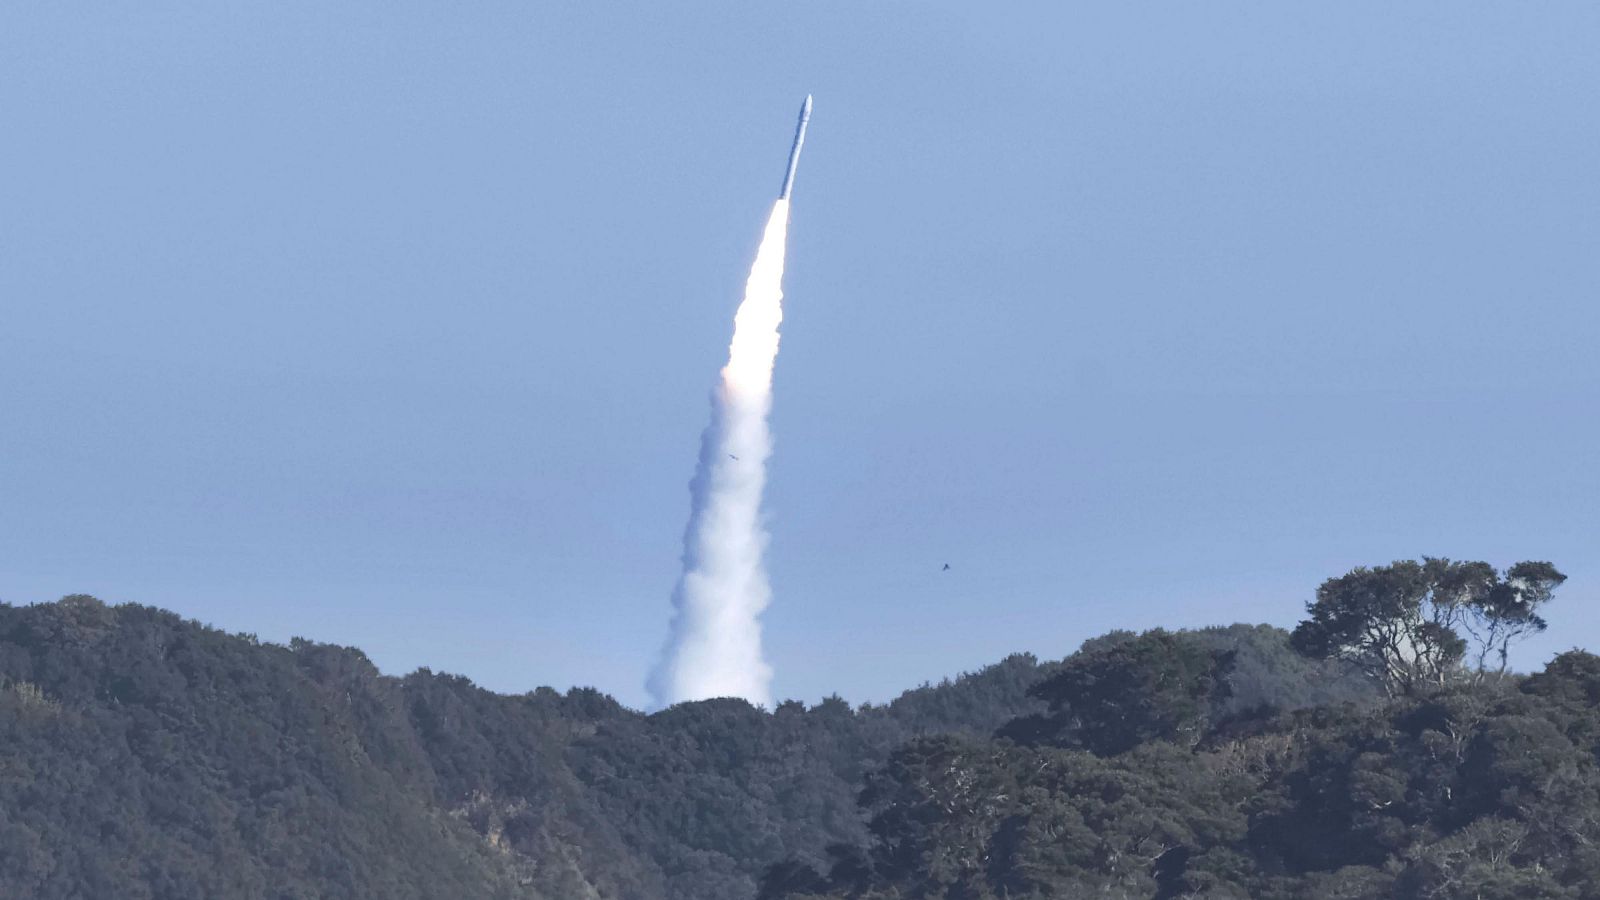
[0,558,1583,899]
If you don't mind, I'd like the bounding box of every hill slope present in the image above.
[0,596,1368,899]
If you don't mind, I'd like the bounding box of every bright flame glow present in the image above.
[648,199,791,708]
[722,200,789,396]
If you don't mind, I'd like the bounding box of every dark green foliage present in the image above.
[1189,623,1376,716]
[865,653,1058,737]
[1291,558,1567,695]
[1,561,1590,900]
[841,735,1249,898]
[0,596,531,900]
[1005,629,1236,754]
[769,651,1600,899]
[0,596,1055,900]
[761,561,1600,900]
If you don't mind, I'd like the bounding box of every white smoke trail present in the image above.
[648,199,792,708]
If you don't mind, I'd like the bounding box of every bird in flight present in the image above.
[942,563,951,571]
[728,454,739,460]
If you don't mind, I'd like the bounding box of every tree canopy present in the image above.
[1291,558,1566,695]
[0,555,1584,900]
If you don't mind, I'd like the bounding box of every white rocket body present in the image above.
[778,95,812,200]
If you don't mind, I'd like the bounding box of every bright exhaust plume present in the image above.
[648,199,792,708]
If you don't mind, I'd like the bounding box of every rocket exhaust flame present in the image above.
[650,99,810,708]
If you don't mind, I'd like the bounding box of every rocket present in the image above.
[778,95,813,200]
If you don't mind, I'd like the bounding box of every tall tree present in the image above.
[1290,559,1565,695]
[1003,630,1235,755]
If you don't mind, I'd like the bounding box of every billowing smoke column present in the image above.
[648,97,812,708]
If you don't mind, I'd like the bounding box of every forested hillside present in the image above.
[0,558,1579,899]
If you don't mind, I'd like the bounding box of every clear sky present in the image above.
[4,3,1596,710]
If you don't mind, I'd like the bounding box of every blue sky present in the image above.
[4,3,1596,709]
